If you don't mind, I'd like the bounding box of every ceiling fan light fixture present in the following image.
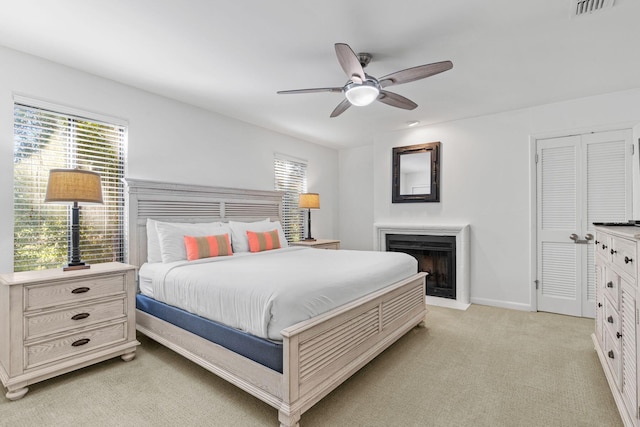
[344,81,380,106]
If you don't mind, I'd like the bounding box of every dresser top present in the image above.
[595,225,640,240]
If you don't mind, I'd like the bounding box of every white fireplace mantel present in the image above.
[374,223,470,310]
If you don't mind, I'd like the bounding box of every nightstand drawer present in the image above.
[311,242,340,250]
[25,274,126,310]
[25,297,126,340]
[25,321,127,369]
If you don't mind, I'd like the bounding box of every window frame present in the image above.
[274,153,308,243]
[13,96,128,272]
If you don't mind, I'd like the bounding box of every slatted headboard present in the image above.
[125,179,283,267]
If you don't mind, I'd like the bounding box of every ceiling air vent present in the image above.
[572,0,614,17]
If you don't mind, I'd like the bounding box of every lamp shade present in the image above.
[299,193,320,209]
[45,169,103,204]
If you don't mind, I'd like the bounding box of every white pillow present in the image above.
[156,221,230,263]
[229,219,287,252]
[146,218,163,263]
[271,220,289,249]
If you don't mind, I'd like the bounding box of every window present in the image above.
[13,99,127,272]
[274,155,307,242]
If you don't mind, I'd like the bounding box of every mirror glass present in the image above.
[392,141,440,203]
[399,151,431,195]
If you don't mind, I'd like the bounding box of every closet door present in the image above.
[536,129,632,317]
[537,135,582,316]
[582,130,632,317]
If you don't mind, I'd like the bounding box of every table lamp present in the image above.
[45,169,103,271]
[298,193,320,241]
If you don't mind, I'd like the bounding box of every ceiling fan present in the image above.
[277,43,453,118]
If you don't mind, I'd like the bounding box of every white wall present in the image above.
[338,145,374,250]
[340,87,640,311]
[0,46,338,273]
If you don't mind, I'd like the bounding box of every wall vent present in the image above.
[572,0,614,17]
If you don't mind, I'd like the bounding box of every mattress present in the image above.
[136,294,283,372]
[138,247,417,340]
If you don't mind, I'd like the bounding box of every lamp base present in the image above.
[63,263,90,271]
[304,238,317,242]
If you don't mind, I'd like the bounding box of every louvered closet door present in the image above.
[537,135,582,316]
[537,129,632,317]
[582,130,632,317]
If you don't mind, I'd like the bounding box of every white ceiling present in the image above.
[1,0,639,149]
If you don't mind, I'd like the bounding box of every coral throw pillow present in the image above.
[247,230,282,253]
[183,234,233,261]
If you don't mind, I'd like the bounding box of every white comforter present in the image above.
[138,247,417,340]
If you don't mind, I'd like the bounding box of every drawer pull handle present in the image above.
[71,313,90,321]
[625,256,633,264]
[608,350,615,359]
[611,249,617,255]
[598,302,603,308]
[602,244,608,250]
[595,240,600,245]
[71,338,90,347]
[71,287,90,294]
[607,281,614,288]
[607,316,614,324]
[617,332,622,339]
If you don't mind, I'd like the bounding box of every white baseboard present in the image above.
[426,296,471,310]
[470,297,534,312]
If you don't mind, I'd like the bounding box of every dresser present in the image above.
[0,262,139,400]
[290,239,340,250]
[594,226,639,426]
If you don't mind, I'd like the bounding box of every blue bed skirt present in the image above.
[135,294,283,373]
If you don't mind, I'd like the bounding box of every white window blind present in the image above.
[13,102,127,272]
[274,155,307,242]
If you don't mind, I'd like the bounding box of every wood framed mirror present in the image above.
[392,141,440,203]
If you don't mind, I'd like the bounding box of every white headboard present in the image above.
[125,178,283,267]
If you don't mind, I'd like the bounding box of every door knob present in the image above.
[570,233,578,241]
[585,233,594,241]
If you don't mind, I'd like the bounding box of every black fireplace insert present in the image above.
[386,234,456,299]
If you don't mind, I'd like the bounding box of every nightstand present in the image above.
[290,239,340,250]
[0,262,140,400]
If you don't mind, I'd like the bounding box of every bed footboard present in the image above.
[279,272,427,426]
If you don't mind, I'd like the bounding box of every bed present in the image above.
[125,178,427,426]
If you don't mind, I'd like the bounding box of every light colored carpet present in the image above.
[0,305,622,426]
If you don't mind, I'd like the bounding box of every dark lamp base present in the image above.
[304,238,317,242]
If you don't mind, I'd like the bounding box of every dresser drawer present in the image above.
[25,274,126,311]
[604,330,622,388]
[24,321,127,369]
[604,268,620,309]
[25,297,126,340]
[611,236,637,281]
[595,233,611,261]
[603,298,621,346]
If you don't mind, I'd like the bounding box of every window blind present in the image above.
[274,155,307,242]
[13,102,126,272]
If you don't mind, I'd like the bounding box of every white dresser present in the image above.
[0,262,139,400]
[594,226,639,426]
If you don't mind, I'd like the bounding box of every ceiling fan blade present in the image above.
[377,90,418,110]
[335,43,365,84]
[277,87,343,95]
[379,60,453,88]
[330,98,351,118]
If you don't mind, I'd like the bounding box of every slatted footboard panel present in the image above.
[281,273,426,415]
